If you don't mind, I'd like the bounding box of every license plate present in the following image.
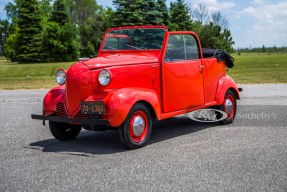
[81,101,105,115]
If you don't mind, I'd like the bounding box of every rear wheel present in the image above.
[49,121,82,141]
[119,103,152,149]
[218,90,237,125]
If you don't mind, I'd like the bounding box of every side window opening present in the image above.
[165,35,185,62]
[184,35,200,60]
[165,34,199,62]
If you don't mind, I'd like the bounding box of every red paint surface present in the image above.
[42,26,240,127]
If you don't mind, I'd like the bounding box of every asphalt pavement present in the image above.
[0,84,287,192]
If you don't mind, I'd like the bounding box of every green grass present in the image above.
[228,54,287,84]
[0,57,73,89]
[0,53,287,89]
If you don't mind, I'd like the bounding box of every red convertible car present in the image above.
[32,26,240,149]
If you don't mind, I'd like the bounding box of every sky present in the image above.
[0,0,286,48]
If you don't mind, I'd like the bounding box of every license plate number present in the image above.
[81,101,105,115]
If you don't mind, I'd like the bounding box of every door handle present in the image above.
[199,65,204,73]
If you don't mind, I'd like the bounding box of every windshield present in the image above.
[102,28,166,51]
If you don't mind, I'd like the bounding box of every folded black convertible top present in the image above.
[202,48,234,68]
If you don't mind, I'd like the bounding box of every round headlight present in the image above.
[56,69,66,85]
[98,69,111,86]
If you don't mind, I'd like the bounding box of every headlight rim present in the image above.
[55,69,67,85]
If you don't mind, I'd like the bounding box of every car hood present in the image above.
[80,53,160,69]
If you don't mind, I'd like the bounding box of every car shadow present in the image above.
[27,116,220,155]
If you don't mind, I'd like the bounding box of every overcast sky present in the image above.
[0,0,286,48]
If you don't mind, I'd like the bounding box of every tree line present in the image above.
[0,0,235,63]
[237,45,287,55]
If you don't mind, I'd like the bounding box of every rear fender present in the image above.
[216,75,240,105]
[43,85,65,115]
[106,88,161,127]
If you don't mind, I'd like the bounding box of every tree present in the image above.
[17,0,45,62]
[5,28,19,61]
[113,0,167,26]
[192,3,209,24]
[65,0,105,56]
[101,7,115,30]
[221,28,234,52]
[3,0,236,60]
[190,3,234,52]
[50,0,69,25]
[43,0,79,61]
[273,45,277,53]
[156,0,169,26]
[4,0,20,23]
[4,0,20,60]
[39,0,52,25]
[0,19,10,56]
[168,0,193,31]
[84,7,115,57]
[196,23,234,53]
[113,0,145,26]
[211,11,229,30]
[262,45,266,53]
[142,0,164,25]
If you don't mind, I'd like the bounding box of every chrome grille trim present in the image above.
[56,103,68,117]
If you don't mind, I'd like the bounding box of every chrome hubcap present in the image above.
[132,116,145,137]
[225,99,233,115]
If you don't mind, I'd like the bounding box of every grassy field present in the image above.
[0,57,73,89]
[0,54,287,89]
[228,54,287,84]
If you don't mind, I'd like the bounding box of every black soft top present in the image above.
[202,48,234,68]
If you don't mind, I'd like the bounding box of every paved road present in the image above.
[1,84,287,191]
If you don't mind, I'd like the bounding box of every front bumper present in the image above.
[31,114,110,126]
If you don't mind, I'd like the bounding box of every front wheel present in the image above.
[49,121,82,141]
[218,90,237,125]
[119,103,152,149]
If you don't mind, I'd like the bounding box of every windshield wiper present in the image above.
[125,44,142,50]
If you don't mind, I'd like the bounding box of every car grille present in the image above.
[56,103,68,117]
[56,102,98,119]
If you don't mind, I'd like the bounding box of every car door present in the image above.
[162,33,204,113]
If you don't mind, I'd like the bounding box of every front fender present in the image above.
[106,88,161,127]
[216,75,240,105]
[43,85,65,115]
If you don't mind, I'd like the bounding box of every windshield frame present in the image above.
[99,26,168,53]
